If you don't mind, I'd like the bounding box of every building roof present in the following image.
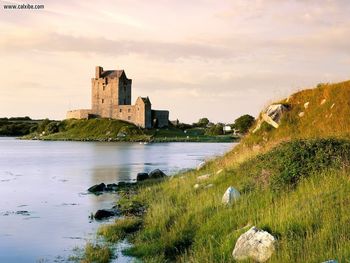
[101,70,125,79]
[137,96,151,105]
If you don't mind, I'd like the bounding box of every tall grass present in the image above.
[115,138,350,262]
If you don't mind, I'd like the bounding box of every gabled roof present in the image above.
[101,70,125,79]
[136,96,151,105]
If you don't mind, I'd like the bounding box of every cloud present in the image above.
[0,32,238,60]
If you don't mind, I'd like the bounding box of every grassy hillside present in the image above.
[82,80,350,263]
[25,118,235,142]
[244,81,350,147]
[34,118,149,141]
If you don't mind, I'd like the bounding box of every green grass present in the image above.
[80,243,112,263]
[120,138,350,262]
[23,119,236,142]
[98,217,142,242]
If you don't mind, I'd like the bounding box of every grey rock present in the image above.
[232,226,276,262]
[149,169,166,179]
[137,172,149,181]
[222,186,240,205]
[88,183,106,193]
[94,209,119,220]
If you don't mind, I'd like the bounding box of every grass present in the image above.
[23,118,236,142]
[80,243,112,263]
[98,217,143,242]
[114,138,350,262]
[83,80,350,262]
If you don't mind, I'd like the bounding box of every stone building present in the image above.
[66,66,169,128]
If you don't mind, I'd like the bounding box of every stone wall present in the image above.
[66,109,92,119]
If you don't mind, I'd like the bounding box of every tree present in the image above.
[196,117,210,128]
[232,114,255,134]
[205,123,224,136]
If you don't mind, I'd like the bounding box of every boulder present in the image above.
[149,169,166,179]
[197,174,211,181]
[222,186,240,205]
[253,104,288,133]
[232,226,276,262]
[197,161,205,170]
[88,183,106,193]
[193,184,200,189]
[94,209,119,220]
[137,173,149,181]
[106,183,118,191]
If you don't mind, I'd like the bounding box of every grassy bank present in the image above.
[81,80,350,262]
[23,118,237,143]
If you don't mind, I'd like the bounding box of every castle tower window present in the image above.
[103,86,105,91]
[128,109,131,113]
[119,109,122,112]
[102,99,104,103]
[128,116,131,120]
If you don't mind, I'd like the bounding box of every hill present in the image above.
[82,80,350,263]
[24,118,235,142]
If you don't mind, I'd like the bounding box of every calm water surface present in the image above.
[0,138,234,262]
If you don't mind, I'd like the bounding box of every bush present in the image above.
[232,114,255,134]
[205,123,224,135]
[256,139,350,191]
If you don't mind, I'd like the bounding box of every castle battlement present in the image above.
[66,66,169,128]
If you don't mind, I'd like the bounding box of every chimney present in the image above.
[95,66,103,78]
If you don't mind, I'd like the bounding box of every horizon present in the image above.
[1,0,350,123]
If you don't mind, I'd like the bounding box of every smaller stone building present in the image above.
[67,66,169,128]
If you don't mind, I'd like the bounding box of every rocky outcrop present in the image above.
[232,226,276,262]
[88,183,106,193]
[88,182,136,194]
[253,104,289,132]
[137,172,149,181]
[222,186,240,205]
[149,169,166,179]
[94,209,119,220]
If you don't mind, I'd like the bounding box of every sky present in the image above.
[0,0,350,123]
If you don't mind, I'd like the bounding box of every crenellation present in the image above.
[67,66,169,128]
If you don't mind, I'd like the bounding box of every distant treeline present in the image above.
[0,117,57,136]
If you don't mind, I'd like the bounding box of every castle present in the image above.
[66,66,169,128]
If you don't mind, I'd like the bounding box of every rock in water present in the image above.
[94,209,119,220]
[232,226,276,262]
[137,173,149,181]
[222,186,240,205]
[149,169,166,179]
[88,183,106,193]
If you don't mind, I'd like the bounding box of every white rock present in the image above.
[232,226,276,262]
[193,184,200,189]
[197,161,205,170]
[204,184,214,189]
[222,186,240,205]
[321,260,338,263]
[298,112,305,117]
[304,102,309,109]
[320,99,326,105]
[197,174,210,181]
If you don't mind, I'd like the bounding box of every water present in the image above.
[0,138,234,262]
